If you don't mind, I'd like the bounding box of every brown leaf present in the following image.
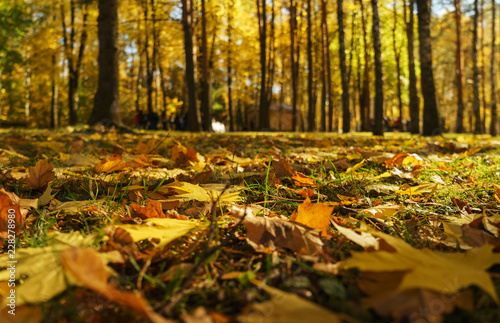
[231,206,323,255]
[0,188,28,238]
[61,247,172,323]
[292,172,316,187]
[26,159,55,190]
[271,159,295,178]
[131,200,166,219]
[385,153,424,168]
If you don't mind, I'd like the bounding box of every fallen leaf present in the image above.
[130,200,166,219]
[238,280,342,323]
[292,172,316,187]
[385,153,424,168]
[61,247,171,323]
[26,159,55,190]
[272,159,295,178]
[0,232,95,308]
[116,218,207,249]
[290,197,333,236]
[345,159,366,175]
[231,205,323,255]
[339,231,500,303]
[360,203,403,219]
[332,221,379,249]
[94,155,130,173]
[0,188,28,238]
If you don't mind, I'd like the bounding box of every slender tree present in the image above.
[416,0,440,136]
[338,0,350,132]
[290,0,298,131]
[88,0,121,126]
[257,0,270,129]
[405,0,419,134]
[453,0,465,133]
[227,0,234,132]
[201,0,212,131]
[307,0,315,131]
[490,0,497,135]
[61,1,88,125]
[392,0,402,125]
[320,0,329,132]
[371,0,384,135]
[359,0,371,131]
[472,0,482,134]
[181,0,201,131]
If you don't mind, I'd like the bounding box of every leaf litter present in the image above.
[0,130,500,322]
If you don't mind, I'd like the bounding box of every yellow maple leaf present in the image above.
[339,231,500,303]
[290,197,333,236]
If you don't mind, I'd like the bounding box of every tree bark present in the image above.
[453,0,465,133]
[257,0,270,129]
[88,0,121,126]
[51,52,59,129]
[290,0,298,131]
[371,0,384,136]
[307,0,315,131]
[201,0,212,131]
[359,0,371,132]
[416,0,440,136]
[490,0,497,135]
[320,0,330,132]
[472,0,482,134]
[338,0,351,133]
[392,0,403,124]
[227,0,234,132]
[182,0,201,131]
[61,1,88,125]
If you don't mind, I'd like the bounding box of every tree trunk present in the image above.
[182,0,201,131]
[290,0,298,131]
[349,10,357,131]
[472,0,482,134]
[257,0,270,129]
[88,0,121,126]
[320,0,329,132]
[490,0,497,135]
[417,0,440,136]
[51,52,59,129]
[453,0,465,133]
[338,0,350,133]
[480,0,486,133]
[406,0,420,134]
[392,1,403,124]
[359,0,371,132]
[201,0,212,131]
[227,0,234,132]
[306,0,315,131]
[266,1,276,106]
[371,0,384,136]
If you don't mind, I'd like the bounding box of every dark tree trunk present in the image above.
[359,0,371,132]
[51,52,59,129]
[61,1,88,125]
[257,0,270,129]
[480,0,486,133]
[371,0,384,136]
[227,0,234,132]
[88,0,121,126]
[453,0,465,133]
[307,0,315,131]
[266,1,276,106]
[490,0,497,135]
[392,1,402,124]
[338,0,350,133]
[472,0,482,134]
[406,0,419,134]
[320,0,329,132]
[290,0,298,131]
[182,0,201,131]
[143,1,154,114]
[349,10,357,131]
[201,0,212,131]
[416,0,440,136]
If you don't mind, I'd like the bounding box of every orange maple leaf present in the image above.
[291,197,333,236]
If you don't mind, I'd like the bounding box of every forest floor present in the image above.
[1,128,500,323]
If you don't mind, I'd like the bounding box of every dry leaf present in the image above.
[0,188,28,238]
[61,247,171,323]
[231,205,323,255]
[94,155,130,173]
[131,200,166,219]
[339,231,500,303]
[291,197,333,236]
[26,159,55,190]
[238,280,342,323]
[292,172,316,187]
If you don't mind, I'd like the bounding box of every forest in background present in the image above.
[0,0,499,135]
